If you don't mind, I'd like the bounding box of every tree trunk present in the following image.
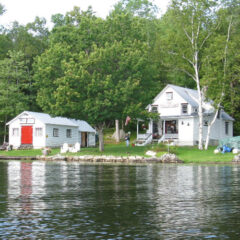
[115,119,120,143]
[204,109,219,150]
[197,89,204,150]
[3,115,7,143]
[194,61,204,150]
[98,127,104,152]
[205,17,232,150]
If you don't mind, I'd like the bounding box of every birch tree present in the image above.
[203,14,233,149]
[158,0,219,149]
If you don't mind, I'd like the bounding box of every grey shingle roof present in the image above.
[70,119,96,133]
[7,111,96,132]
[168,84,199,107]
[26,111,78,127]
[221,111,234,121]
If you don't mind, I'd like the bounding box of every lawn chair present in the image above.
[60,143,69,154]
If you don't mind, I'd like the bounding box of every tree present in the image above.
[157,0,220,150]
[0,3,5,16]
[0,51,30,142]
[202,1,240,144]
[34,39,155,151]
[113,0,158,18]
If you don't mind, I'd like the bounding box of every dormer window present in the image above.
[166,92,173,100]
[181,103,188,114]
[151,105,158,113]
[193,108,198,113]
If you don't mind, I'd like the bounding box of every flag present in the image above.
[125,116,131,126]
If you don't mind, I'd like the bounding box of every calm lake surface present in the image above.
[0,161,240,239]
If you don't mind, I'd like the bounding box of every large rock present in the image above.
[159,153,183,163]
[232,154,240,162]
[146,150,157,157]
[232,149,240,154]
[112,129,126,140]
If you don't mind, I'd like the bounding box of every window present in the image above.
[166,92,173,100]
[165,120,178,134]
[204,121,208,126]
[151,105,158,113]
[181,103,188,114]
[225,122,229,135]
[217,110,221,119]
[53,128,59,137]
[35,128,43,137]
[12,128,19,137]
[66,129,72,138]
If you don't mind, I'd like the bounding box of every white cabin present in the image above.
[7,111,96,149]
[136,84,234,146]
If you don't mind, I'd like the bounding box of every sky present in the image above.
[0,0,170,29]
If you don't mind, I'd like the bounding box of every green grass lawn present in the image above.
[0,148,59,156]
[67,141,149,157]
[174,146,234,163]
[0,142,235,163]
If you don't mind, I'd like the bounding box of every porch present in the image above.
[135,119,179,146]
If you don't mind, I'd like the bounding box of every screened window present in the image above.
[35,128,43,137]
[66,129,72,138]
[166,92,173,100]
[151,105,158,113]
[12,128,19,137]
[53,128,59,137]
[181,103,188,114]
[225,122,229,135]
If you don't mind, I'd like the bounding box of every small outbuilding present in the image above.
[7,111,96,149]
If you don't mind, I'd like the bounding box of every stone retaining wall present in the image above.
[36,153,183,164]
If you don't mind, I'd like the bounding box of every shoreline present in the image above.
[0,154,239,164]
[0,154,183,163]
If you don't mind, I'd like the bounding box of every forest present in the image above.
[0,0,239,147]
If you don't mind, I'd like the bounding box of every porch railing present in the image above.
[164,134,179,139]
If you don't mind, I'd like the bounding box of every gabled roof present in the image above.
[221,110,234,121]
[152,84,234,121]
[7,111,96,132]
[25,111,78,126]
[154,84,199,107]
[70,119,96,133]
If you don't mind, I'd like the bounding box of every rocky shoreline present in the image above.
[1,153,240,164]
[0,153,183,164]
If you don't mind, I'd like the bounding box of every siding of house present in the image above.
[178,117,194,146]
[88,133,96,147]
[45,124,78,147]
[193,116,233,146]
[153,87,193,116]
[9,115,46,149]
[150,85,234,146]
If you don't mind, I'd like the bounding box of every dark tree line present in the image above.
[0,0,239,150]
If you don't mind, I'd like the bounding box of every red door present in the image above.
[21,126,33,144]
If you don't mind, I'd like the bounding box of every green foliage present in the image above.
[113,0,158,18]
[0,51,31,141]
[0,0,240,144]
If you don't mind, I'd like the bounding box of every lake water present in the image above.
[0,161,240,239]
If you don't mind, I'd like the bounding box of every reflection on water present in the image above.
[0,161,240,239]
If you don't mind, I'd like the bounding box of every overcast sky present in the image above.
[0,0,170,28]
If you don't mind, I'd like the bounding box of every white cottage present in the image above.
[7,111,96,149]
[136,84,234,146]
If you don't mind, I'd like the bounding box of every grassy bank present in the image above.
[0,142,235,163]
[174,146,234,163]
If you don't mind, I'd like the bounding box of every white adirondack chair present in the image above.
[69,142,81,153]
[60,143,69,154]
